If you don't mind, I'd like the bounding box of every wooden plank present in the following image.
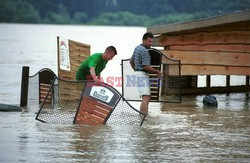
[78,110,98,122]
[40,83,51,86]
[181,65,250,75]
[162,50,250,66]
[155,31,250,46]
[75,96,112,125]
[77,116,97,125]
[40,87,50,92]
[79,111,104,123]
[40,96,52,103]
[40,95,51,99]
[168,85,250,95]
[59,72,75,77]
[40,92,51,96]
[69,39,91,48]
[76,113,98,125]
[59,85,82,101]
[80,103,109,119]
[92,110,107,119]
[70,62,84,67]
[70,54,90,60]
[80,103,95,114]
[40,83,52,103]
[69,45,90,49]
[83,96,106,108]
[181,22,250,36]
[94,105,111,113]
[70,47,90,51]
[169,44,250,53]
[69,50,90,55]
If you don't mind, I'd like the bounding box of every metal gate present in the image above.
[121,48,181,103]
[35,77,147,125]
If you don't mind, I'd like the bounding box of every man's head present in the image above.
[103,46,117,60]
[142,32,154,49]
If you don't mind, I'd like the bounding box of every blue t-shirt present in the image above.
[131,44,151,70]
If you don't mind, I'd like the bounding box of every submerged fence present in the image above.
[35,78,146,126]
[21,67,146,126]
[26,68,57,108]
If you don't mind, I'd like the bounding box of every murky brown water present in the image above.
[1,98,249,162]
[0,24,250,162]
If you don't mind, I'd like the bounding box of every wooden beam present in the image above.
[169,44,250,53]
[168,85,250,95]
[155,30,250,46]
[69,39,91,48]
[181,65,250,75]
[162,50,250,67]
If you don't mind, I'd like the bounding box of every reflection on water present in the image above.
[0,24,250,162]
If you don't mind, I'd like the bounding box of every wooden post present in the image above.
[226,75,230,87]
[164,64,170,95]
[206,75,211,88]
[20,66,29,107]
[187,76,192,88]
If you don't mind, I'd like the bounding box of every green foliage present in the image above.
[0,0,249,26]
[0,0,40,23]
[73,12,88,24]
[0,0,17,22]
[13,1,41,23]
[151,13,195,26]
[43,4,71,24]
[89,12,152,26]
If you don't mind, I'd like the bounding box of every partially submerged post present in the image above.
[20,66,29,107]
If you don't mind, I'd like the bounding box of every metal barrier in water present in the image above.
[35,78,146,126]
[121,48,181,103]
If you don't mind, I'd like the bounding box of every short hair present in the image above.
[105,46,117,55]
[142,32,154,40]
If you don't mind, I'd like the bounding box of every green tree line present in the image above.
[0,0,249,26]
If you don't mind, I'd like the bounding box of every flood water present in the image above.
[0,23,250,162]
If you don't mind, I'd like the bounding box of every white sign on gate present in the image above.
[59,37,70,71]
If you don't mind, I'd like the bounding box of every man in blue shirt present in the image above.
[130,32,162,115]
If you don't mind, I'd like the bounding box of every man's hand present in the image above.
[94,77,102,83]
[143,65,163,77]
[157,71,163,78]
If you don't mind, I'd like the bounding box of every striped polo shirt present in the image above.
[131,44,151,70]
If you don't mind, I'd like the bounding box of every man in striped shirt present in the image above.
[130,32,162,115]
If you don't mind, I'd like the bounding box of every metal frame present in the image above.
[121,48,181,103]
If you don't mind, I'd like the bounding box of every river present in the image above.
[0,23,249,162]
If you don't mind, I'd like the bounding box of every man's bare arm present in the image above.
[130,59,135,71]
[143,65,162,77]
[89,67,98,81]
